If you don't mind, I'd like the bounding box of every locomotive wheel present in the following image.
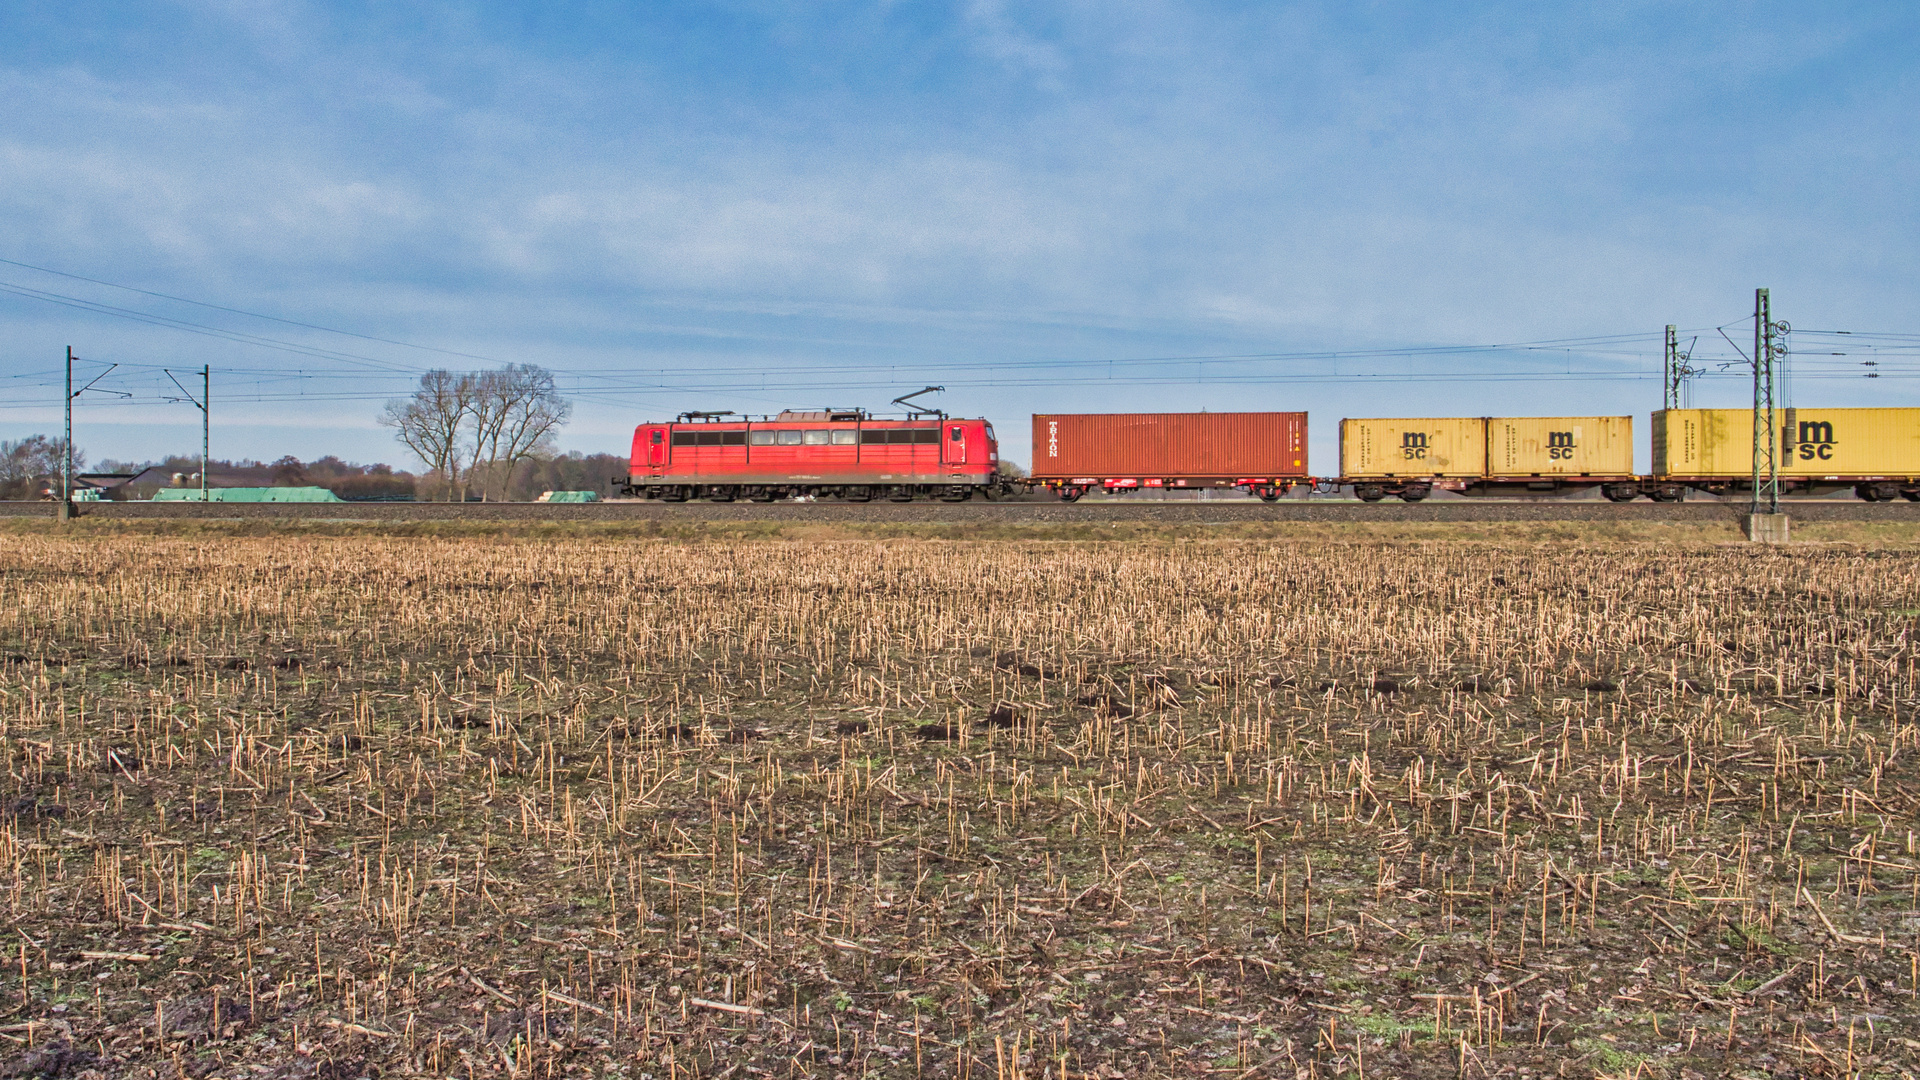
[1354,485,1385,503]
[749,488,777,503]
[661,486,689,503]
[888,486,915,502]
[707,486,736,503]
[843,487,872,502]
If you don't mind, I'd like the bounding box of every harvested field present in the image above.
[0,530,1917,1078]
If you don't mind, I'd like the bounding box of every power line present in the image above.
[0,256,511,366]
[0,281,429,375]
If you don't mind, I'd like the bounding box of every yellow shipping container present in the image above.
[1339,418,1486,478]
[1487,416,1634,477]
[1653,408,1920,477]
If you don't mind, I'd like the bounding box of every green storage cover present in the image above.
[540,491,601,503]
[153,486,343,502]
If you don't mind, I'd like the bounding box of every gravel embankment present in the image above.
[5,498,1917,523]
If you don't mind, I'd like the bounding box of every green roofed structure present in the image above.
[152,486,343,503]
[537,491,601,503]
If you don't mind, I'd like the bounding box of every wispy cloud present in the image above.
[0,1,1914,465]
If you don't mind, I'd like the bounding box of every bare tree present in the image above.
[469,365,572,501]
[0,434,82,499]
[0,436,81,495]
[379,370,475,501]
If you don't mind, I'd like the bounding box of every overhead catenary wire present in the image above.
[2,261,1916,426]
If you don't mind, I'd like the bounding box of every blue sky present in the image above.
[2,0,1916,472]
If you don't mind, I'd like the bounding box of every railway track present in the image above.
[6,498,1918,523]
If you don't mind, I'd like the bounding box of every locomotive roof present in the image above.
[664,415,957,425]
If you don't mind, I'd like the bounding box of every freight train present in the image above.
[620,405,1920,503]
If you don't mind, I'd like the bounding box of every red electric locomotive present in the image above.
[620,407,1001,502]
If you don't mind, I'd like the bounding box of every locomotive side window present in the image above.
[699,431,724,446]
[831,430,856,445]
[749,430,775,445]
[671,431,697,447]
[860,430,888,445]
[913,429,939,444]
[721,432,746,446]
[777,430,803,446]
[802,429,831,445]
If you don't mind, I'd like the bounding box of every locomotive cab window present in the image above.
[651,430,663,445]
[950,426,963,442]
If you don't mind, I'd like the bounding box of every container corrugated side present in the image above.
[1030,413,1307,478]
[1487,417,1633,477]
[1653,408,1920,477]
[1338,418,1486,478]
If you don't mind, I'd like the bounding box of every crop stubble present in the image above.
[0,533,1916,1078]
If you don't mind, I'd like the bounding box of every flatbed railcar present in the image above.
[1335,416,1640,502]
[618,410,1002,502]
[1029,412,1309,502]
[1649,407,1920,502]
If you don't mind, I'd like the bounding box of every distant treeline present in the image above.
[75,450,629,502]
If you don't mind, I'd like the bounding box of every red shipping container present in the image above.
[1030,412,1309,482]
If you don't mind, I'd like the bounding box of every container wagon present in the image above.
[1029,412,1308,501]
[1651,407,1920,501]
[620,410,1000,502]
[1338,417,1635,501]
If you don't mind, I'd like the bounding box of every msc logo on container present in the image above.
[1791,420,1835,460]
[1400,432,1429,460]
[1547,431,1577,460]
